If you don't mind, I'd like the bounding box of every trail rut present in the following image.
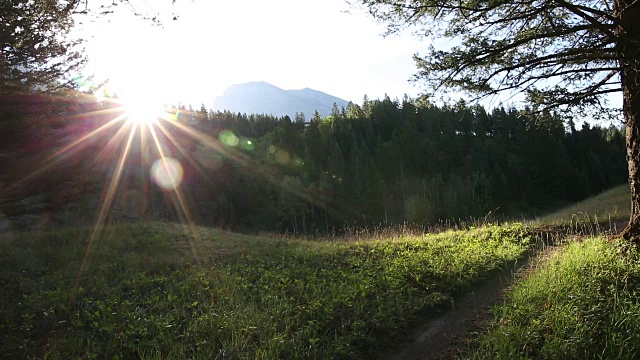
[379,231,570,360]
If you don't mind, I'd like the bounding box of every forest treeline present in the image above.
[1,95,627,233]
[139,96,626,233]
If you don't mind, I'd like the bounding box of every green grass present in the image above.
[467,237,640,359]
[0,222,531,359]
[535,184,630,226]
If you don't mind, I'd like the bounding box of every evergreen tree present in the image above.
[357,0,640,241]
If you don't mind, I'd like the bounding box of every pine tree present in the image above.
[358,0,640,241]
[1,0,83,95]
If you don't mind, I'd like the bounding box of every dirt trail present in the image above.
[379,233,567,360]
[379,221,628,360]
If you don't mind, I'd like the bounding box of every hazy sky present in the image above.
[81,0,424,107]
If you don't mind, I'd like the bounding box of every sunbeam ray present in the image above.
[94,116,138,163]
[140,117,150,220]
[154,119,212,182]
[70,120,138,302]
[146,121,202,266]
[157,118,349,220]
[4,113,128,193]
[67,105,126,120]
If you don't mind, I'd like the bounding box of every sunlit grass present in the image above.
[4,96,242,284]
[0,222,531,359]
[467,237,640,359]
[534,184,630,227]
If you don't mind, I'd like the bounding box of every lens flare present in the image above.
[276,149,290,165]
[151,157,184,190]
[219,130,239,147]
[240,137,255,151]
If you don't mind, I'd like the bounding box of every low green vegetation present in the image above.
[0,222,530,359]
[468,237,640,359]
[536,184,630,226]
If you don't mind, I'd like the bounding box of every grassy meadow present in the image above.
[467,237,640,360]
[0,222,531,359]
[1,183,635,359]
[464,184,639,359]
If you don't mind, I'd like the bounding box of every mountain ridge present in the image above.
[213,82,350,119]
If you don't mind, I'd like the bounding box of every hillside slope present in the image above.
[536,184,630,226]
[0,222,530,359]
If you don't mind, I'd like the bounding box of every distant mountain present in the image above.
[213,81,350,119]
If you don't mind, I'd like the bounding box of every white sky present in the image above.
[80,0,424,107]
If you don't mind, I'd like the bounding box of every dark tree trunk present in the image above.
[616,0,640,242]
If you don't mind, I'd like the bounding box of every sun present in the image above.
[95,63,169,125]
[121,89,165,124]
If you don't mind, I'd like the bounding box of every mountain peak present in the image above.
[225,81,282,92]
[213,82,349,119]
